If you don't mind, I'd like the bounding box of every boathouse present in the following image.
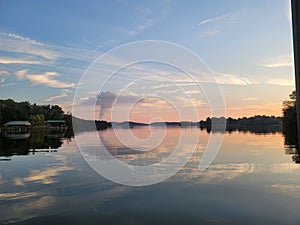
[46,120,66,128]
[4,121,31,132]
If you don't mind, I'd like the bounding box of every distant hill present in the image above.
[150,122,181,127]
[111,121,148,128]
[72,116,111,131]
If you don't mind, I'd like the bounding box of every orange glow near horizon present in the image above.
[69,99,283,123]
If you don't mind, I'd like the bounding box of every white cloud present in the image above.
[0,57,41,65]
[0,70,9,83]
[0,32,44,46]
[198,14,228,25]
[0,32,58,60]
[241,97,258,101]
[0,32,101,69]
[0,70,9,75]
[79,96,91,101]
[15,70,74,88]
[26,73,74,88]
[45,89,72,102]
[15,69,28,80]
[267,78,294,86]
[215,73,253,85]
[260,54,293,68]
[185,90,201,95]
[261,62,293,68]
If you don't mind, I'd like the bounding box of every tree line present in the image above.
[0,99,69,126]
[282,91,297,133]
[282,91,299,163]
[198,115,282,133]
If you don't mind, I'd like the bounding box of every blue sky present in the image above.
[0,0,295,121]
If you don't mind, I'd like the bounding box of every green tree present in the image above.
[29,114,45,126]
[0,99,68,126]
[2,106,17,123]
[49,105,64,120]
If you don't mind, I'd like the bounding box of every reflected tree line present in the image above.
[199,115,282,134]
[0,129,74,158]
[282,91,299,163]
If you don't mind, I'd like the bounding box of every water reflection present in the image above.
[1,127,300,225]
[283,129,300,163]
[201,124,282,134]
[98,127,186,165]
[0,129,73,157]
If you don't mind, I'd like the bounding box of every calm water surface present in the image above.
[0,127,300,225]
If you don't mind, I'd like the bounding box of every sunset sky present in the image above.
[0,0,295,122]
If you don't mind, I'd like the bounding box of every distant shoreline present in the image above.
[72,115,282,134]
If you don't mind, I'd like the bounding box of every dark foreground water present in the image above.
[0,127,300,225]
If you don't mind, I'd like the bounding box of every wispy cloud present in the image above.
[121,2,170,37]
[200,29,220,37]
[0,82,15,88]
[0,32,97,66]
[0,32,44,46]
[127,18,158,36]
[0,57,42,65]
[45,89,72,102]
[0,32,58,61]
[185,90,201,95]
[15,69,27,80]
[215,73,253,85]
[261,62,293,68]
[0,70,9,76]
[267,78,294,86]
[0,70,9,80]
[198,13,240,38]
[260,54,293,68]
[198,14,229,25]
[241,97,258,101]
[15,70,74,88]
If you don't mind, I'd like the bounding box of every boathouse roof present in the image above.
[46,120,65,123]
[5,121,31,126]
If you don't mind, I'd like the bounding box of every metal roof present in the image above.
[46,120,65,123]
[5,121,31,126]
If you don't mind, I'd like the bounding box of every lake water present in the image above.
[0,127,300,225]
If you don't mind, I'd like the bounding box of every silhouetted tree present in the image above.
[282,91,299,163]
[282,91,297,133]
